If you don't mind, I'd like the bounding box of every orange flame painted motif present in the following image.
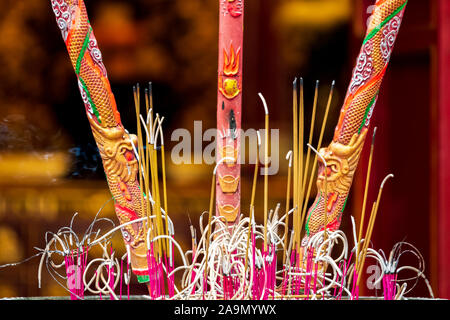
[223,44,240,76]
[219,43,241,100]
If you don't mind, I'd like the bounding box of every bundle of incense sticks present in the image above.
[133,83,174,298]
[383,272,398,300]
[353,170,394,290]
[64,246,88,300]
[287,79,334,250]
[280,79,334,276]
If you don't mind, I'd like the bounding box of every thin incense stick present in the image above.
[297,78,305,247]
[143,88,153,229]
[244,205,255,275]
[159,118,170,257]
[258,93,269,249]
[355,202,376,281]
[357,174,394,284]
[134,86,147,235]
[204,173,216,279]
[356,127,377,265]
[302,80,319,192]
[154,116,166,255]
[147,112,163,257]
[142,88,155,249]
[245,132,261,273]
[146,85,154,235]
[299,81,335,235]
[250,131,261,210]
[292,78,299,246]
[323,165,328,241]
[286,231,295,295]
[282,151,293,265]
[283,230,294,296]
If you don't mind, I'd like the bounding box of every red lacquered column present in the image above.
[216,0,244,226]
[438,0,450,299]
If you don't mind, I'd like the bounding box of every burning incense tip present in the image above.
[372,127,377,145]
[258,93,269,115]
[381,174,394,189]
[286,150,293,167]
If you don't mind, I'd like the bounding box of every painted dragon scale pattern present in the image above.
[302,0,408,245]
[50,0,150,282]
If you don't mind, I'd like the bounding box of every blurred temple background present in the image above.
[0,0,449,298]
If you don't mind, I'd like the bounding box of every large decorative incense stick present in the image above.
[50,0,151,283]
[216,0,244,225]
[301,0,408,246]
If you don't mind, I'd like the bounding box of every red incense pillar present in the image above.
[438,0,450,299]
[216,0,244,225]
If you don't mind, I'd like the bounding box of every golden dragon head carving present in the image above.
[302,129,368,247]
[88,116,139,184]
[317,129,367,196]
